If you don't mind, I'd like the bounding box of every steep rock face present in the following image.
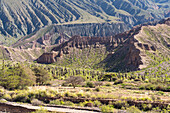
[0,0,169,45]
[36,25,142,70]
[36,52,58,64]
[36,18,170,72]
[12,22,130,49]
[100,18,170,71]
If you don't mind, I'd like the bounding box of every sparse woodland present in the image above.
[0,2,169,112]
[0,59,169,113]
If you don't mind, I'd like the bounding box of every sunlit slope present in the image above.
[0,0,169,45]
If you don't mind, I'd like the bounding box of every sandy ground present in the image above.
[2,102,101,113]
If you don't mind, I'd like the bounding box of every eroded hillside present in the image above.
[0,0,169,45]
[0,46,45,62]
[36,18,170,72]
[12,23,129,49]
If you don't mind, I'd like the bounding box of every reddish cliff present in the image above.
[36,18,170,72]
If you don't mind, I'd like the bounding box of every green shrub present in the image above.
[114,80,123,85]
[108,90,111,93]
[64,92,70,97]
[156,91,165,95]
[3,94,11,101]
[0,64,36,90]
[77,93,84,97]
[78,101,93,107]
[85,93,91,98]
[85,88,92,92]
[113,100,129,109]
[167,86,170,90]
[0,98,7,103]
[100,105,116,113]
[105,83,112,86]
[93,100,102,107]
[139,85,145,90]
[94,87,100,92]
[112,77,118,81]
[64,92,77,98]
[31,107,48,113]
[63,101,75,106]
[151,107,162,113]
[86,82,95,88]
[138,97,152,102]
[142,104,152,111]
[145,84,155,90]
[127,106,142,113]
[50,99,62,105]
[32,67,52,85]
[134,79,141,81]
[0,89,4,93]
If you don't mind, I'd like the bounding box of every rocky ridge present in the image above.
[0,0,169,45]
[12,22,130,49]
[36,18,170,72]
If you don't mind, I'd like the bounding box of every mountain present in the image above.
[12,22,130,49]
[0,0,169,45]
[36,18,170,72]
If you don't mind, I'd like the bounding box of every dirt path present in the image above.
[0,102,101,113]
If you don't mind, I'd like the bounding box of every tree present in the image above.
[65,76,85,88]
[0,64,36,90]
[32,67,51,85]
[101,74,117,81]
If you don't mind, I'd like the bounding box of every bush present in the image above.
[50,99,62,105]
[3,94,11,101]
[31,107,48,113]
[0,98,7,103]
[86,82,95,88]
[142,104,152,111]
[114,80,123,85]
[63,101,75,106]
[112,77,118,81]
[85,88,92,92]
[0,64,36,90]
[134,79,141,81]
[65,76,85,88]
[78,101,93,107]
[64,92,77,98]
[105,83,112,86]
[127,106,141,113]
[145,84,155,90]
[77,93,84,97]
[156,91,164,95]
[31,99,44,106]
[32,67,52,85]
[94,87,100,92]
[155,85,165,91]
[113,100,129,109]
[139,85,145,90]
[100,105,116,113]
[0,88,4,93]
[94,100,102,107]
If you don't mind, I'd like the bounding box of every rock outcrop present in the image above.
[36,18,170,72]
[36,52,58,64]
[12,22,130,49]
